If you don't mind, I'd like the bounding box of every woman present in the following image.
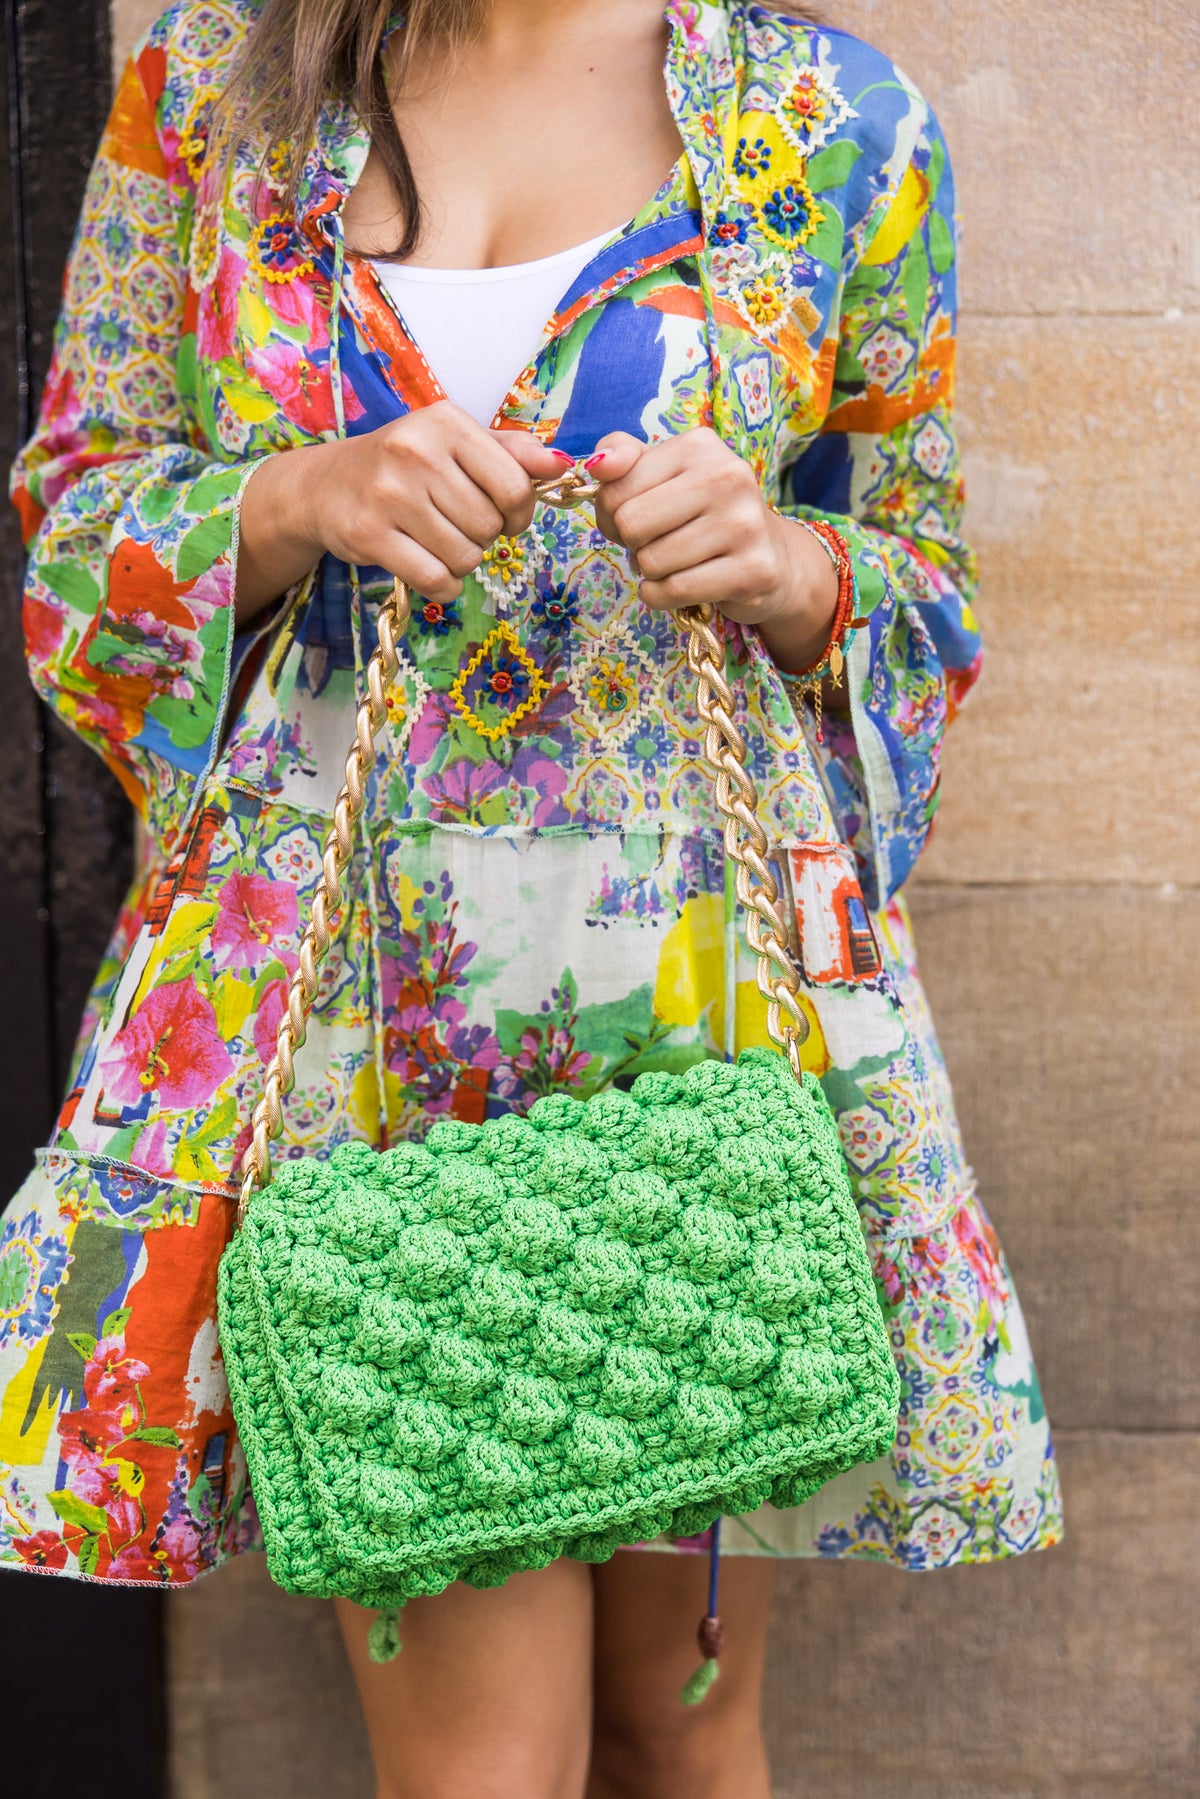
[1,1,1061,1793]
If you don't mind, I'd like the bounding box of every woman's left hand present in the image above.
[588,428,839,675]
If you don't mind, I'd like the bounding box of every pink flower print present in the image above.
[84,1337,151,1415]
[98,977,234,1111]
[71,1455,144,1547]
[247,344,362,434]
[668,0,707,54]
[196,246,244,362]
[212,871,299,973]
[109,1514,204,1583]
[952,1202,1010,1314]
[57,1405,125,1468]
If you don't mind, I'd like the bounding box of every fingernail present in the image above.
[550,448,574,463]
[583,451,606,470]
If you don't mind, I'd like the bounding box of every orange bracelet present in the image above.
[772,514,857,740]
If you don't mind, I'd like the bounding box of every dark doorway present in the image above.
[1,2,165,1793]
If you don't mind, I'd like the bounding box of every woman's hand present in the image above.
[589,428,839,675]
[235,402,570,626]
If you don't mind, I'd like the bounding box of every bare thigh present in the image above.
[335,1558,594,1799]
[588,1549,777,1799]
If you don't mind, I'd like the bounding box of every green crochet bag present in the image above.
[217,477,899,1671]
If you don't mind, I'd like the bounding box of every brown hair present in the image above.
[213,2,822,258]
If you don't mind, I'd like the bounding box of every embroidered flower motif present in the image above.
[177,91,215,186]
[0,1211,71,1351]
[741,270,791,329]
[248,214,315,285]
[588,660,635,716]
[449,624,548,743]
[187,205,220,291]
[266,140,295,193]
[569,633,658,748]
[383,666,431,762]
[759,180,823,250]
[777,67,855,156]
[413,597,460,636]
[733,136,772,180]
[711,210,750,246]
[529,579,578,636]
[476,535,533,615]
[481,535,526,586]
[478,530,546,615]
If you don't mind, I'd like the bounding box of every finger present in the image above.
[379,532,463,606]
[490,428,573,479]
[410,499,490,586]
[587,431,646,485]
[609,474,710,555]
[604,440,739,526]
[629,512,734,581]
[591,436,655,544]
[454,430,545,536]
[637,554,772,617]
[428,461,506,548]
[488,428,577,533]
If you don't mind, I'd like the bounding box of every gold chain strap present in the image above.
[236,472,807,1224]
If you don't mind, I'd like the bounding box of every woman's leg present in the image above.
[335,1558,594,1799]
[587,1550,777,1799]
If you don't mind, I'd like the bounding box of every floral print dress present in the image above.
[0,0,1061,1588]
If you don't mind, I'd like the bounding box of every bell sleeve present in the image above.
[775,108,982,909]
[9,43,266,844]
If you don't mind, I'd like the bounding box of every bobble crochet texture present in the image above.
[218,1050,900,1629]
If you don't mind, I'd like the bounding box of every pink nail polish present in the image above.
[551,448,574,463]
[583,451,607,470]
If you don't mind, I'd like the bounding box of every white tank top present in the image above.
[370,226,620,428]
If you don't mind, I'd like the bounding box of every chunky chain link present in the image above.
[236,470,807,1223]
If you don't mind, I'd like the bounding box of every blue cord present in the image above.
[707,1514,722,1619]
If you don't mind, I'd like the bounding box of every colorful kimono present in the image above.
[0,0,1061,1588]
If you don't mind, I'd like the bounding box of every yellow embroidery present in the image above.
[449,624,547,744]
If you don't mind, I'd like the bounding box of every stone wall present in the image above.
[110,2,1199,1792]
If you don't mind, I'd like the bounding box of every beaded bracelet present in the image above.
[771,514,858,741]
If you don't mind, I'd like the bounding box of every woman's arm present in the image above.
[775,113,981,906]
[10,49,266,832]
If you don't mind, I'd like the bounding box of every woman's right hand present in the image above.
[235,402,571,626]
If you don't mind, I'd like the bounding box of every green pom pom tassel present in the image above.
[368,1606,403,1664]
[680,1657,720,1706]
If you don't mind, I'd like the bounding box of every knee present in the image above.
[590,1688,763,1799]
[376,1741,583,1799]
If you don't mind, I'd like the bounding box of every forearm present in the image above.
[235,443,338,628]
[755,512,848,712]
